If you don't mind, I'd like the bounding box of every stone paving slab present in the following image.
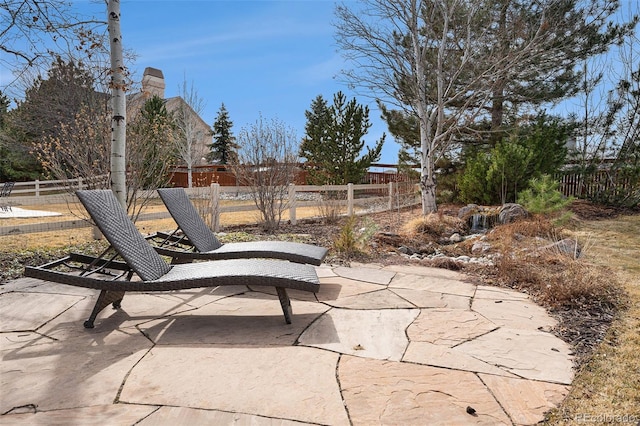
[317,276,388,301]
[0,263,576,425]
[0,291,83,332]
[138,406,309,425]
[163,285,250,308]
[339,355,512,425]
[1,404,158,425]
[0,332,57,352]
[14,279,97,297]
[323,288,416,309]
[390,287,471,309]
[407,308,498,346]
[471,297,558,331]
[480,374,570,425]
[475,285,532,301]
[120,346,349,425]
[332,265,396,285]
[0,277,42,294]
[299,307,420,360]
[382,263,469,280]
[390,272,477,297]
[34,293,203,341]
[137,292,328,346]
[1,330,152,413]
[458,327,574,384]
[403,341,519,377]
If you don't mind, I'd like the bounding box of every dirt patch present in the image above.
[569,199,639,220]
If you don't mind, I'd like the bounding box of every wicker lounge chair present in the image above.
[24,189,320,328]
[153,187,328,265]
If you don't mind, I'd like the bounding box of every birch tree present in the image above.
[336,0,505,213]
[107,0,126,207]
[174,77,208,187]
[335,0,631,214]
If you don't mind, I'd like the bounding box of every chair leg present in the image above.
[276,287,292,324]
[84,290,126,328]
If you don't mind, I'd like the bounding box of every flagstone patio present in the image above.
[0,263,573,425]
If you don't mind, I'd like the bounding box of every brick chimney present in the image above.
[141,67,165,98]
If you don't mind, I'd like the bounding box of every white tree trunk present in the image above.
[108,0,126,208]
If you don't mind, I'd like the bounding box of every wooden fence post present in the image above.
[289,183,297,225]
[347,183,354,216]
[210,183,220,232]
[35,180,40,197]
[388,181,394,211]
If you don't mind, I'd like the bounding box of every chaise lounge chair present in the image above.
[153,187,328,265]
[24,189,320,328]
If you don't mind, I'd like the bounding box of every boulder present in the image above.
[457,204,480,219]
[499,204,529,224]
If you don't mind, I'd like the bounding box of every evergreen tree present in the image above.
[300,92,385,185]
[0,91,40,180]
[128,95,177,188]
[207,103,238,165]
[458,112,571,204]
[11,57,103,143]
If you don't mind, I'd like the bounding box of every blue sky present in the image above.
[6,1,637,167]
[73,0,399,168]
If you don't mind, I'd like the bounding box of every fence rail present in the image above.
[0,182,419,236]
[0,176,109,198]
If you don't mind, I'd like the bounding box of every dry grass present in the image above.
[401,212,466,238]
[544,215,640,424]
[0,200,323,251]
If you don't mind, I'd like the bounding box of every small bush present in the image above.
[517,174,573,215]
[334,216,378,259]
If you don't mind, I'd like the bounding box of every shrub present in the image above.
[334,216,379,259]
[517,174,573,215]
[458,151,494,204]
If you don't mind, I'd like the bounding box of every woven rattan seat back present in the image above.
[76,190,171,281]
[157,188,222,251]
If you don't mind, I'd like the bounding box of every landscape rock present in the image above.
[472,241,492,254]
[457,204,480,219]
[499,203,529,224]
[398,245,414,255]
[449,233,464,243]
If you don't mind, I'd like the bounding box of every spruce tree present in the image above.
[207,103,237,165]
[300,92,385,185]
